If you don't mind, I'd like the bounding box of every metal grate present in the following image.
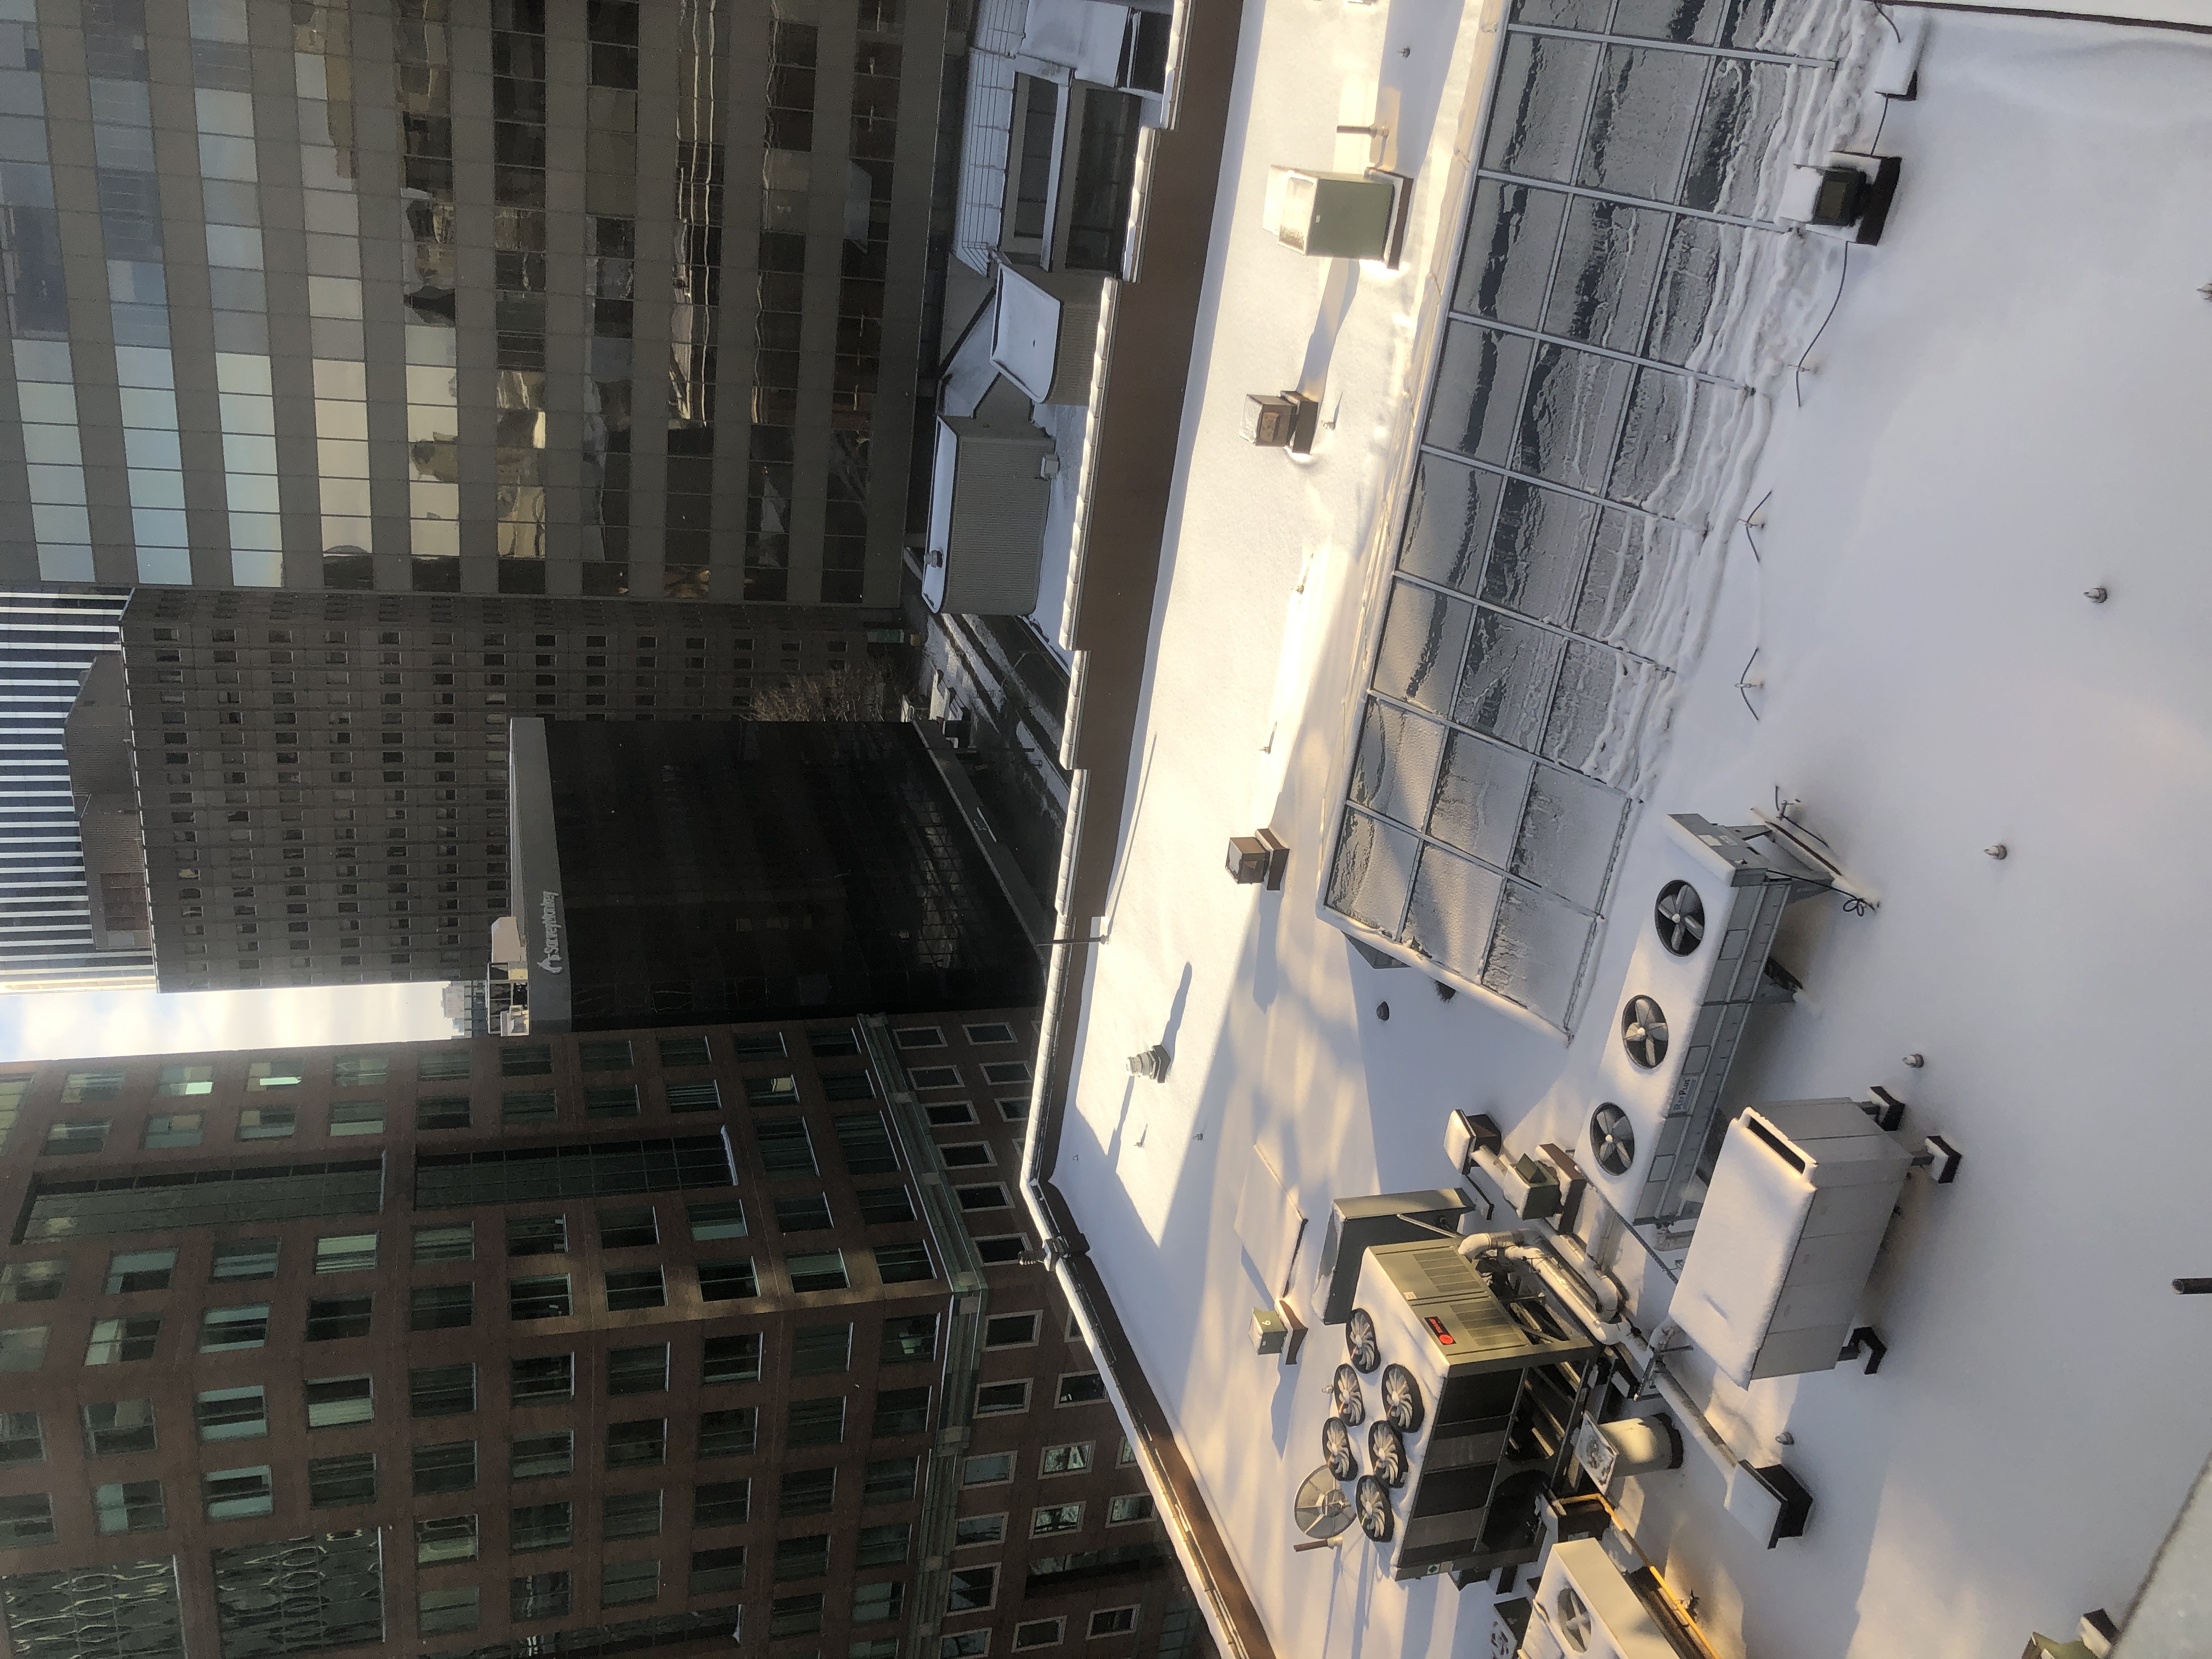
[1324,0,1860,1030]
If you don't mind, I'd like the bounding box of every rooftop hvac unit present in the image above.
[922,415,1055,617]
[1337,1238,1602,1582]
[990,264,1105,407]
[1669,1098,1915,1387]
[1522,1538,1706,1659]
[1262,166,1409,264]
[1585,815,1832,1234]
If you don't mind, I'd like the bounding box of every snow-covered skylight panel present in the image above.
[1323,0,1847,1031]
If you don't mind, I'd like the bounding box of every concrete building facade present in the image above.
[0,1011,1207,1659]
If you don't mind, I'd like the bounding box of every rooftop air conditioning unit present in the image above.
[922,415,1055,616]
[1584,815,1831,1235]
[1262,166,1409,264]
[990,264,1105,407]
[1522,1538,1702,1659]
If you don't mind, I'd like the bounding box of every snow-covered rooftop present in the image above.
[1029,2,2212,1654]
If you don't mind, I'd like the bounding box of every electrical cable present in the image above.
[1793,242,1851,409]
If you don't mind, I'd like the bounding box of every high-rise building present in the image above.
[1,0,943,606]
[120,585,890,990]
[0,589,154,992]
[0,1012,1207,1659]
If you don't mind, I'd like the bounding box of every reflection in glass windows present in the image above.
[210,1530,384,1657]
[0,1556,184,1659]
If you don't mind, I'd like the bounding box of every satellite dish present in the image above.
[1321,1416,1358,1481]
[1380,1363,1423,1432]
[1368,1420,1407,1488]
[1589,1103,1636,1176]
[1354,1475,1392,1541]
[1655,881,1704,956]
[1332,1364,1365,1426]
[1346,1308,1380,1373]
[1295,1466,1353,1541]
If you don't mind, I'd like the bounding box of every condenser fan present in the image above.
[1589,1103,1636,1176]
[1331,1364,1365,1426]
[1294,1465,1354,1541]
[1554,1584,1595,1653]
[1367,1420,1408,1488]
[1379,1363,1423,1432]
[1321,1416,1357,1481]
[1655,880,1705,956]
[1621,995,1668,1070]
[1345,1308,1380,1373]
[1353,1475,1393,1541]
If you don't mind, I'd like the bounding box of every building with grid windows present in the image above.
[0,1013,1209,1659]
[119,584,907,991]
[0,0,941,605]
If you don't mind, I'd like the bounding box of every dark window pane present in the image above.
[599,1206,657,1249]
[873,1241,933,1284]
[872,1385,930,1437]
[606,1418,667,1469]
[410,1283,475,1331]
[410,1363,477,1418]
[511,1500,572,1551]
[702,1333,762,1384]
[511,1353,574,1406]
[413,1440,477,1496]
[511,1430,574,1480]
[608,1344,669,1396]
[698,1258,758,1301]
[307,1452,376,1508]
[791,1324,850,1376]
[602,1488,663,1538]
[862,1455,916,1504]
[415,1136,733,1208]
[698,1409,757,1460]
[778,1467,835,1516]
[879,1315,937,1365]
[857,1187,914,1224]
[605,1267,665,1310]
[774,1533,830,1581]
[506,1214,567,1256]
[832,1111,897,1173]
[786,1398,843,1447]
[509,1276,572,1319]
[305,1298,371,1341]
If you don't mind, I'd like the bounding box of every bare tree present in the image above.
[749,657,907,722]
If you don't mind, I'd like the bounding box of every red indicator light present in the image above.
[1424,1316,1454,1345]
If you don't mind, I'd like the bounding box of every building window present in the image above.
[506,1214,567,1256]
[418,1049,474,1081]
[1032,1503,1083,1536]
[0,1412,38,1468]
[411,1283,475,1336]
[500,1043,554,1076]
[881,1315,938,1365]
[1014,1618,1065,1649]
[786,1398,844,1448]
[417,1096,472,1130]
[1057,1373,1108,1407]
[306,1296,373,1341]
[330,1100,385,1136]
[658,1036,713,1067]
[755,1119,819,1178]
[601,1558,660,1606]
[947,1565,998,1612]
[775,1192,832,1232]
[44,1119,111,1156]
[93,1479,167,1534]
[511,1501,572,1553]
[307,1452,377,1509]
[769,1593,825,1639]
[985,1313,1040,1348]
[687,1199,746,1240]
[703,1333,763,1384]
[511,1430,574,1481]
[874,1241,935,1284]
[304,1376,374,1430]
[511,1570,572,1622]
[585,1084,640,1119]
[156,1064,215,1096]
[744,1074,800,1108]
[416,1135,733,1207]
[84,1317,160,1365]
[731,1032,786,1059]
[602,1489,664,1539]
[792,1324,851,1376]
[956,1184,1010,1211]
[1041,1442,1094,1476]
[666,1079,721,1111]
[600,1206,658,1248]
[894,1028,944,1049]
[975,1235,1031,1265]
[689,1545,746,1595]
[982,1062,1032,1086]
[786,1250,848,1293]
[941,1634,990,1658]
[411,1364,477,1418]
[940,1142,995,1169]
[853,1581,905,1626]
[873,1386,931,1437]
[998,1097,1031,1123]
[962,1453,1014,1486]
[780,1468,836,1517]
[204,1465,275,1520]
[907,1066,959,1088]
[237,1106,297,1141]
[0,1261,66,1303]
[864,1456,917,1505]
[965,1023,1018,1045]
[975,1381,1031,1417]
[1108,1494,1155,1524]
[61,1068,128,1102]
[104,1249,177,1294]
[510,1276,572,1320]
[24,1164,380,1242]
[80,1400,155,1458]
[834,1111,898,1173]
[955,1514,1006,1548]
[578,1040,634,1071]
[1088,1608,1138,1638]
[143,1111,206,1148]
[926,1102,977,1127]
[246,1057,306,1090]
[511,1354,574,1406]
[822,1071,875,1102]
[774,1534,830,1582]
[314,1232,379,1274]
[859,1187,916,1226]
[698,1409,758,1460]
[608,1344,669,1396]
[604,1267,665,1310]
[414,1441,478,1496]
[606,1419,668,1469]
[503,1089,558,1124]
[413,1223,475,1263]
[211,1238,279,1281]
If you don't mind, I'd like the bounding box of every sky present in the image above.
[0,982,458,1063]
